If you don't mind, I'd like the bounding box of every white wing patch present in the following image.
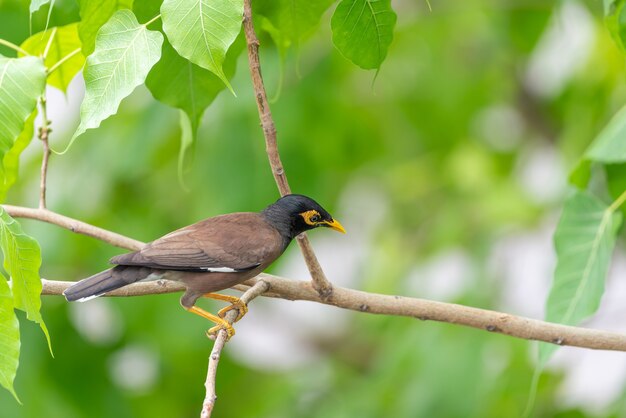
[202,267,238,273]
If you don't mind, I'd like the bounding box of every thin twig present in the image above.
[200,280,270,418]
[242,0,333,299]
[2,205,144,250]
[47,48,81,75]
[38,96,52,209]
[16,205,626,353]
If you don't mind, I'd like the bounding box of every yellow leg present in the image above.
[202,293,249,323]
[186,305,235,340]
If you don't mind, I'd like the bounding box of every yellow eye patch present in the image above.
[301,210,321,226]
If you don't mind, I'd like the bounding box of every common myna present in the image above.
[64,194,345,337]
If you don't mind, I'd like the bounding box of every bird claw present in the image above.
[217,301,248,323]
[206,324,235,341]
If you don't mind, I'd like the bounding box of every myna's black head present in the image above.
[262,194,346,240]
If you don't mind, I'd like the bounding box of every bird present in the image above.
[63,194,345,338]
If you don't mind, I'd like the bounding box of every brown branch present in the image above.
[38,96,51,209]
[41,276,626,352]
[200,280,270,418]
[241,0,333,299]
[2,205,144,251]
[14,204,626,352]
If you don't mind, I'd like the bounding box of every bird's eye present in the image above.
[310,214,321,223]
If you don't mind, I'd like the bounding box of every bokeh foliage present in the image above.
[1,0,626,417]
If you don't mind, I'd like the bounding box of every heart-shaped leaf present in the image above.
[331,0,397,70]
[71,10,163,145]
[161,0,243,91]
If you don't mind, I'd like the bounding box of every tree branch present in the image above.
[40,276,626,352]
[37,96,52,209]
[200,280,270,418]
[3,205,144,250]
[4,203,624,352]
[242,0,333,299]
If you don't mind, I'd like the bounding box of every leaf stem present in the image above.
[144,14,161,27]
[608,189,626,213]
[42,27,57,60]
[0,39,29,56]
[47,48,81,75]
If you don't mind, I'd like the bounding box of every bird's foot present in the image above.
[206,323,235,340]
[186,305,236,341]
[202,293,249,323]
[217,301,248,323]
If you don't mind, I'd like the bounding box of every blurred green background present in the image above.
[2,0,626,416]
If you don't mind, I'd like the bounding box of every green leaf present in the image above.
[161,0,243,91]
[30,0,55,33]
[20,24,86,93]
[147,35,242,187]
[0,272,20,402]
[133,0,164,31]
[0,56,46,195]
[146,34,242,130]
[586,105,626,163]
[78,0,134,56]
[30,0,52,14]
[178,110,193,191]
[331,0,397,70]
[260,0,334,48]
[0,110,37,203]
[0,209,51,352]
[257,16,288,99]
[540,191,622,363]
[605,0,626,54]
[70,10,163,145]
[257,15,290,52]
[568,159,591,189]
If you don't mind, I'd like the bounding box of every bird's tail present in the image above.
[63,266,144,302]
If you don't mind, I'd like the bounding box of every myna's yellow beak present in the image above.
[323,219,346,234]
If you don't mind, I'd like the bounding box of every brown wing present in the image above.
[110,212,283,272]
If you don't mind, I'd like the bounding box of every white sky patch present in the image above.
[472,105,525,152]
[488,216,557,319]
[108,344,160,394]
[407,248,474,301]
[516,144,567,204]
[524,1,595,99]
[69,297,123,345]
